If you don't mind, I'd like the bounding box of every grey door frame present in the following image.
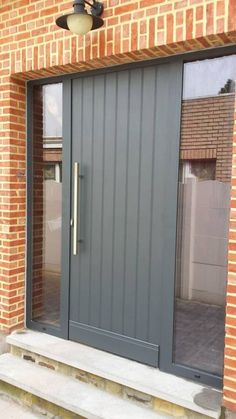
[26,44,236,388]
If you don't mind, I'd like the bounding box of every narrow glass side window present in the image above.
[174,55,236,376]
[32,83,63,326]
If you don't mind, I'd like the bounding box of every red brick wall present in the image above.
[1,0,236,412]
[0,77,26,332]
[1,0,236,80]
[181,94,235,183]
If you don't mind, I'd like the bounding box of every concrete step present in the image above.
[0,353,171,419]
[0,393,46,419]
[7,330,222,418]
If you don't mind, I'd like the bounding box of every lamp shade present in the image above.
[56,10,104,35]
[67,13,93,35]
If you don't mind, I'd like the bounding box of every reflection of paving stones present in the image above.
[174,299,225,375]
[194,388,222,411]
[33,271,60,325]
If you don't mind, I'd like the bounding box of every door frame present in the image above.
[26,44,236,388]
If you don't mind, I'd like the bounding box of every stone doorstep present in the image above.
[0,353,172,419]
[7,330,222,419]
[10,345,209,419]
[0,384,80,419]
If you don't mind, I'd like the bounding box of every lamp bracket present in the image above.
[73,0,103,16]
[73,0,87,14]
[85,0,103,16]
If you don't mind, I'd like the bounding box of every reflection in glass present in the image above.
[43,84,62,138]
[183,55,236,99]
[174,56,235,376]
[32,83,63,325]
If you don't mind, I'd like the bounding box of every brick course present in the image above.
[1,0,236,413]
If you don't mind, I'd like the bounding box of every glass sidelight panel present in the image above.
[32,83,63,326]
[174,55,236,376]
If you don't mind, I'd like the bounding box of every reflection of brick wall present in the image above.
[43,150,62,163]
[181,94,235,183]
[32,86,44,320]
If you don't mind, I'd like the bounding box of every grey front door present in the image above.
[69,61,183,367]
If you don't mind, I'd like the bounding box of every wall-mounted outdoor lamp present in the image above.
[56,0,104,36]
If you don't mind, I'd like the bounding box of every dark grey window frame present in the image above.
[26,80,71,339]
[26,44,236,388]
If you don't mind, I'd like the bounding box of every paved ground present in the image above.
[0,394,45,419]
[174,299,225,375]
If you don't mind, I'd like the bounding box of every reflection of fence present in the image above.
[43,180,62,274]
[177,179,230,306]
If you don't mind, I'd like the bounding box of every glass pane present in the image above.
[43,84,62,138]
[174,56,235,376]
[32,83,63,326]
[183,55,236,99]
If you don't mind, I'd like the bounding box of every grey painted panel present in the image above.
[78,77,94,325]
[123,68,143,337]
[70,77,83,323]
[111,70,130,334]
[70,77,95,325]
[70,61,183,367]
[89,75,105,327]
[100,73,117,330]
[148,65,168,344]
[69,321,159,367]
[135,66,157,341]
[158,62,184,365]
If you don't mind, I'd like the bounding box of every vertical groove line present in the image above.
[110,73,118,330]
[122,71,131,334]
[99,75,106,327]
[134,69,144,338]
[78,79,84,321]
[88,78,95,325]
[147,68,158,341]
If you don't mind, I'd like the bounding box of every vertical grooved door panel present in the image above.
[69,61,183,367]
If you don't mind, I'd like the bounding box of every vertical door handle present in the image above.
[72,162,82,256]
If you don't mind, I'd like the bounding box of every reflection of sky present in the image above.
[183,55,236,99]
[43,84,62,137]
[42,57,236,131]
